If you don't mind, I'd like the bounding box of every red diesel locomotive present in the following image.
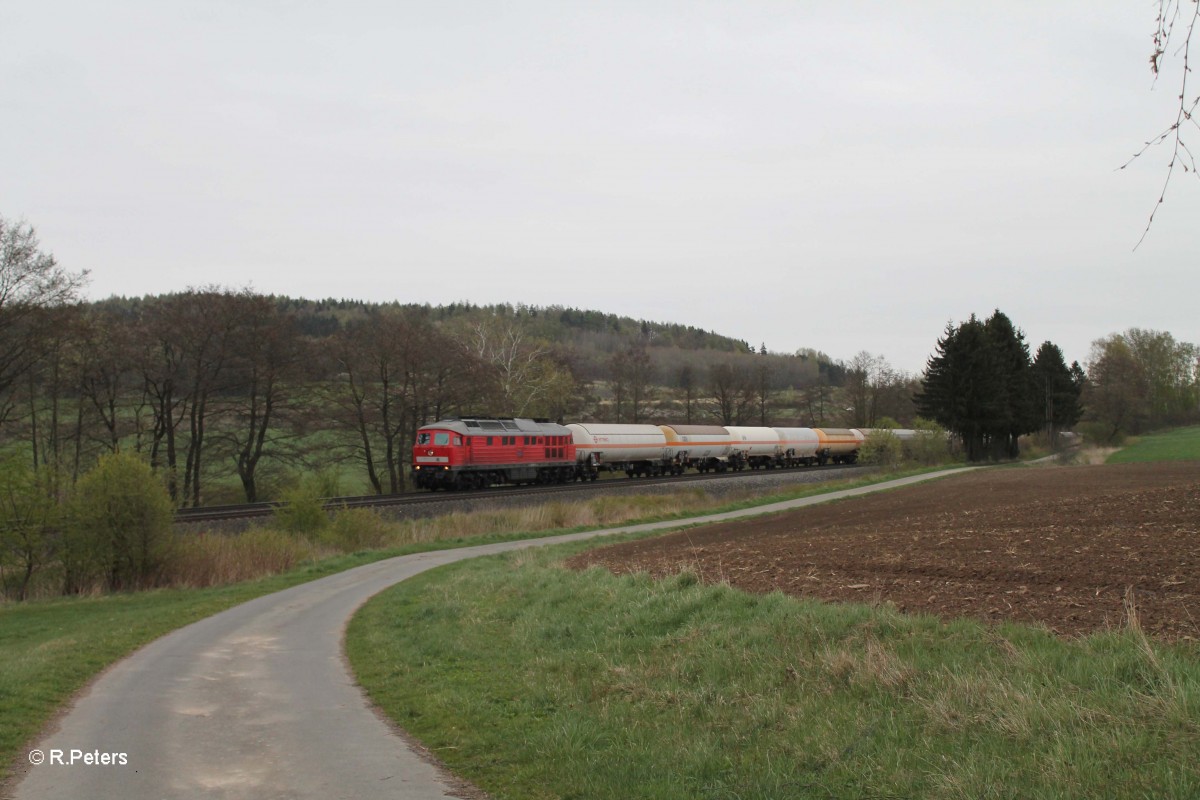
[411,417,577,490]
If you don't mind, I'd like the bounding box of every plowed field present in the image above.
[569,462,1200,640]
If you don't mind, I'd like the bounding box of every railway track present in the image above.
[174,463,866,524]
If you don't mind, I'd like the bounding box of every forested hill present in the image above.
[94,294,758,354]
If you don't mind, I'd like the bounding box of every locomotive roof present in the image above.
[420,418,571,435]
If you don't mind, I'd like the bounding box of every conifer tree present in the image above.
[1031,341,1084,446]
[917,310,1046,461]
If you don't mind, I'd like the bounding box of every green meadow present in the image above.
[1107,425,1200,464]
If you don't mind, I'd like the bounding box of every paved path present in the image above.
[14,468,972,799]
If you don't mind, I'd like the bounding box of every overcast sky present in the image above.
[4,1,1196,373]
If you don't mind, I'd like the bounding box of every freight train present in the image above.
[411,417,914,491]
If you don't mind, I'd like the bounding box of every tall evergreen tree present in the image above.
[984,311,1039,459]
[1031,341,1084,446]
[917,310,1042,461]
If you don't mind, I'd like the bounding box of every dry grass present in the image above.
[151,488,726,594]
[382,489,716,546]
[170,528,323,588]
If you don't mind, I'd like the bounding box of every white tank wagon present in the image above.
[566,423,673,478]
[814,428,865,465]
[658,424,733,473]
[773,427,821,466]
[724,426,784,470]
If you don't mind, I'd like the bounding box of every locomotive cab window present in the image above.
[454,436,462,445]
[418,433,431,445]
[434,433,449,446]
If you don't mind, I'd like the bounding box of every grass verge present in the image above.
[348,544,1200,800]
[1107,425,1200,464]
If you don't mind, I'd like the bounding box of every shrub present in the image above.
[905,418,954,465]
[1077,420,1124,447]
[65,453,176,593]
[272,470,340,538]
[0,460,61,600]
[859,430,904,467]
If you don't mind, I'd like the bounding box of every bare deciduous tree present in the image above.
[677,364,698,424]
[609,342,654,423]
[0,217,87,415]
[225,295,306,502]
[707,362,752,426]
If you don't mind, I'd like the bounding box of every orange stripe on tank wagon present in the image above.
[574,439,738,447]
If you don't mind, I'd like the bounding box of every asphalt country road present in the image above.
[13,468,973,799]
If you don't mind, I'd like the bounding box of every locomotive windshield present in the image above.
[417,432,451,445]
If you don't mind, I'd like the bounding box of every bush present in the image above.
[1077,420,1124,447]
[905,418,954,465]
[859,430,904,467]
[65,453,176,593]
[272,470,340,538]
[0,460,61,600]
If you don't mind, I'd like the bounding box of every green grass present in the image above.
[1107,426,1200,464]
[348,545,1200,800]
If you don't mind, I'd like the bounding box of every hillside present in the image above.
[2,290,912,505]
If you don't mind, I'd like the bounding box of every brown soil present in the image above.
[568,462,1200,641]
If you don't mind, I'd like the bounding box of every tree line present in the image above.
[917,309,1198,460]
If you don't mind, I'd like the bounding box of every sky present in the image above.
[3,1,1197,374]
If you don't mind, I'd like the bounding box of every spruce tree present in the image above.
[1032,341,1084,445]
[917,310,1043,461]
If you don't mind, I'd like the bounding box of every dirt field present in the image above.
[569,462,1200,641]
